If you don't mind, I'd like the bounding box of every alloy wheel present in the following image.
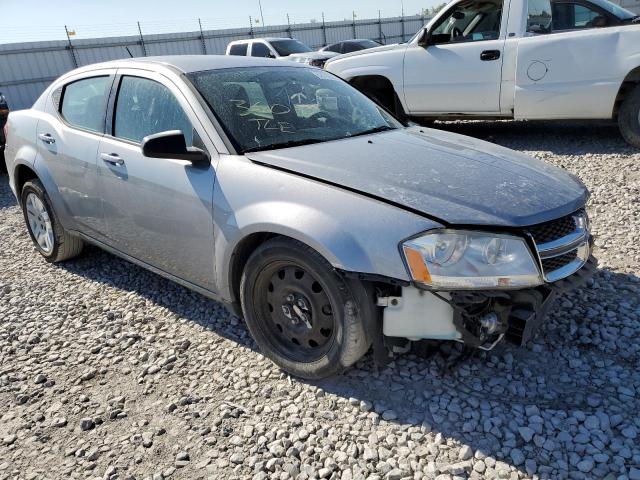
[25,193,54,254]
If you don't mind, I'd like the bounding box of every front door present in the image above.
[36,73,114,234]
[97,71,217,290]
[403,0,506,114]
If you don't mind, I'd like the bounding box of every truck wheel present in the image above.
[618,84,640,148]
[20,179,83,262]
[240,237,371,379]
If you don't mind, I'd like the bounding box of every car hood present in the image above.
[246,126,588,227]
[286,51,339,61]
[324,43,402,64]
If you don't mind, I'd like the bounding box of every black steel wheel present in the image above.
[240,237,374,379]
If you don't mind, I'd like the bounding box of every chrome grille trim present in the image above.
[527,210,591,282]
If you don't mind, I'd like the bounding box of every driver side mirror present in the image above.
[142,130,210,166]
[418,28,432,47]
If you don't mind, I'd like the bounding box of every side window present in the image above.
[114,76,193,146]
[552,2,603,30]
[60,76,111,133]
[430,0,503,45]
[527,0,553,33]
[229,43,248,56]
[251,43,272,57]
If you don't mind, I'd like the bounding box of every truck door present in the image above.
[513,0,621,119]
[403,0,506,114]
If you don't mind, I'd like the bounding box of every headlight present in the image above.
[402,231,542,289]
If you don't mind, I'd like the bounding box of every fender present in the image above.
[211,156,440,302]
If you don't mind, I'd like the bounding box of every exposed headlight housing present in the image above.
[306,58,326,67]
[402,231,543,289]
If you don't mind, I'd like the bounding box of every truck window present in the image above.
[552,2,604,30]
[229,43,248,56]
[527,0,553,33]
[251,43,272,57]
[429,0,503,45]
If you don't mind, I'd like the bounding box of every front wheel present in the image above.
[20,179,84,262]
[618,84,640,148]
[240,237,372,379]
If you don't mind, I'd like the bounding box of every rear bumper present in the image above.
[382,255,597,349]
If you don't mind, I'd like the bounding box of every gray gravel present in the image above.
[1,120,639,480]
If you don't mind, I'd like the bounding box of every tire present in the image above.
[240,237,372,379]
[20,179,83,262]
[618,84,640,148]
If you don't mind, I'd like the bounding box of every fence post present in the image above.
[378,10,383,44]
[286,14,292,38]
[64,25,78,68]
[352,11,357,39]
[137,22,147,56]
[198,18,207,54]
[400,15,405,42]
[321,13,327,46]
[249,16,254,38]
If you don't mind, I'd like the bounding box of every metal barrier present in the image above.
[0,14,431,110]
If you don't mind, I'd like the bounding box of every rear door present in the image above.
[97,69,217,290]
[514,0,621,119]
[35,71,115,234]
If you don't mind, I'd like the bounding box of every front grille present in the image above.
[526,209,583,244]
[541,250,578,272]
[525,209,589,282]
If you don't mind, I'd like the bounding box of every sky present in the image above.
[0,0,441,44]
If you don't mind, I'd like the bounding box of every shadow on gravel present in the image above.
[55,238,639,477]
[431,120,636,156]
[0,174,17,209]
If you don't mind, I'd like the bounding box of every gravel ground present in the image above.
[0,120,639,480]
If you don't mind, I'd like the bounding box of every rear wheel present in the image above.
[240,237,371,379]
[20,179,83,262]
[618,84,640,148]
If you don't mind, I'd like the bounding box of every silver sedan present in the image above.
[4,56,595,378]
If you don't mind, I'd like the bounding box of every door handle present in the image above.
[480,50,501,61]
[38,133,55,144]
[100,152,125,166]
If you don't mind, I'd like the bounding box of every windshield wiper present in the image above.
[347,125,396,138]
[243,138,325,153]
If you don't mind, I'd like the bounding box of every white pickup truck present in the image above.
[325,0,640,146]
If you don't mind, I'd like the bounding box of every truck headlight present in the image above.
[402,231,543,289]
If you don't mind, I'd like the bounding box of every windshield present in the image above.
[188,66,402,154]
[588,0,636,18]
[355,40,381,48]
[270,39,313,56]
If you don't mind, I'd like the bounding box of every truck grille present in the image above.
[526,209,590,283]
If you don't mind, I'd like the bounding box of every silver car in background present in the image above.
[4,56,595,379]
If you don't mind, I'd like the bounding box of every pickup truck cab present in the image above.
[325,0,640,147]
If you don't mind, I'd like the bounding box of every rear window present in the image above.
[60,76,111,133]
[229,43,248,56]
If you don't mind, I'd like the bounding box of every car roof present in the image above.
[229,37,294,44]
[66,55,309,75]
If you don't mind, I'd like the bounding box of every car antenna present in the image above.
[123,46,134,58]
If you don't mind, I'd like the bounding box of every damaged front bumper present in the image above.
[380,255,598,350]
